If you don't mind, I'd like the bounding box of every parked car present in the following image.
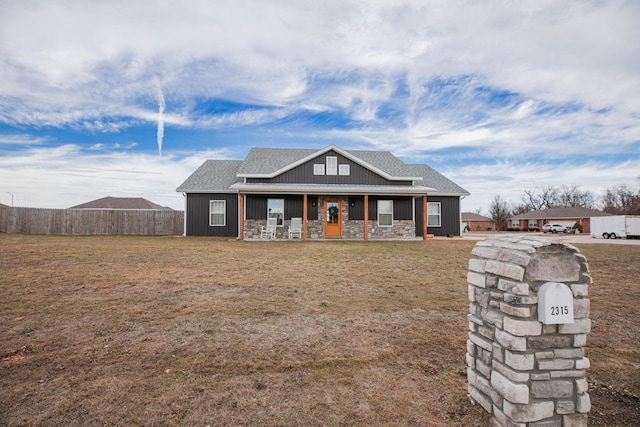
[542,224,567,233]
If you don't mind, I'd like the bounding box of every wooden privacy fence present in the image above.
[0,207,184,235]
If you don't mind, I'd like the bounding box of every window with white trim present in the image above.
[209,200,226,226]
[314,164,325,175]
[511,220,520,228]
[427,202,441,227]
[267,198,284,226]
[339,164,350,176]
[528,220,537,228]
[326,156,337,175]
[378,200,393,227]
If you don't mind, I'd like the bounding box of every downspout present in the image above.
[459,195,465,236]
[303,193,308,240]
[422,194,427,240]
[238,192,244,240]
[364,194,369,241]
[182,192,187,236]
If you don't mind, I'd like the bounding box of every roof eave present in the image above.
[176,189,238,193]
[428,192,470,197]
[229,183,436,195]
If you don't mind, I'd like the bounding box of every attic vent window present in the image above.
[326,156,337,175]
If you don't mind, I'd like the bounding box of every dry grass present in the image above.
[0,235,638,426]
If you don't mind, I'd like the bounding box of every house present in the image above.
[508,207,612,234]
[69,197,173,210]
[462,212,495,231]
[176,145,469,239]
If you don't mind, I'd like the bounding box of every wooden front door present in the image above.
[324,200,342,238]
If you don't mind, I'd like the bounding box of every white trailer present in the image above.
[590,215,640,239]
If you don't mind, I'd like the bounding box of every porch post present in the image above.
[303,193,308,240]
[239,193,244,240]
[364,194,369,241]
[422,194,427,240]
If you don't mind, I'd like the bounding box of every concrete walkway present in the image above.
[461,231,640,245]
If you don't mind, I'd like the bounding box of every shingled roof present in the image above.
[69,197,172,210]
[177,160,244,192]
[510,207,612,220]
[406,164,469,196]
[462,212,494,222]
[177,145,469,196]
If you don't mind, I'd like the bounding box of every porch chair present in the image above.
[260,217,278,239]
[288,217,303,239]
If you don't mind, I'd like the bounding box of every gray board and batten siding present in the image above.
[183,193,456,237]
[246,150,412,186]
[415,195,462,237]
[245,195,313,221]
[186,193,238,237]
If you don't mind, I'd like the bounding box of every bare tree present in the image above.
[488,195,512,231]
[521,185,597,210]
[510,202,530,216]
[474,207,487,217]
[522,186,557,210]
[602,184,640,215]
[557,184,597,208]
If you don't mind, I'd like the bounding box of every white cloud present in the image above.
[457,158,640,214]
[0,0,638,213]
[2,0,635,116]
[0,134,50,145]
[0,144,236,209]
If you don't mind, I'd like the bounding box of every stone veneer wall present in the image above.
[367,220,416,239]
[467,235,591,427]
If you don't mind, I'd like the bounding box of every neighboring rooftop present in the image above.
[462,212,494,222]
[510,207,612,220]
[69,197,172,210]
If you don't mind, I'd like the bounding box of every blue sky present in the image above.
[1,0,639,211]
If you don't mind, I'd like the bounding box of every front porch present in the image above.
[241,194,427,240]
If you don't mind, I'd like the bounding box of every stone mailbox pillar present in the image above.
[466,236,591,427]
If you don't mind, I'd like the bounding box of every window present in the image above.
[378,200,393,226]
[511,220,520,228]
[314,164,325,175]
[209,200,226,226]
[528,220,537,228]
[339,164,350,176]
[267,198,284,226]
[326,156,337,175]
[427,202,441,227]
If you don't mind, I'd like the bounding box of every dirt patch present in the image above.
[0,235,638,426]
